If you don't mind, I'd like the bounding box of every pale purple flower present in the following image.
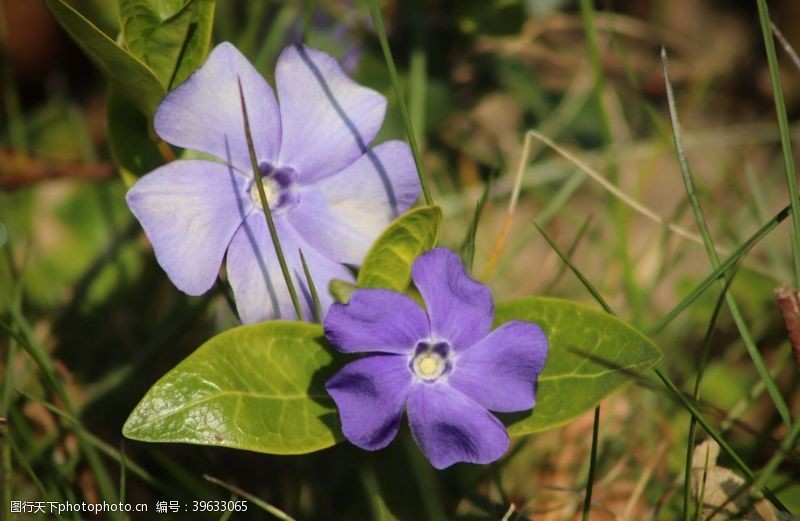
[125,42,420,323]
[324,248,549,469]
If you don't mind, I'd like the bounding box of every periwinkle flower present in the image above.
[324,248,549,469]
[125,42,420,323]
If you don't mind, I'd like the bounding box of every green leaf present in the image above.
[44,0,165,118]
[495,297,662,436]
[119,0,216,89]
[356,206,442,291]
[123,322,342,454]
[329,279,357,304]
[106,89,163,185]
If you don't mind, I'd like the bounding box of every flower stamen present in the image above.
[411,341,450,381]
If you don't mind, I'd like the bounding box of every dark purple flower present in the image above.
[125,42,420,323]
[324,248,549,469]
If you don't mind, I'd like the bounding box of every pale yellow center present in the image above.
[250,178,277,208]
[413,352,446,380]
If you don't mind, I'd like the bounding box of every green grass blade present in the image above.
[653,369,785,511]
[532,222,607,521]
[298,249,322,323]
[756,1,800,287]
[543,215,594,294]
[683,277,735,521]
[533,222,613,314]
[662,48,791,428]
[237,77,304,321]
[0,292,118,504]
[581,406,601,521]
[366,0,432,205]
[649,203,791,334]
[460,179,491,273]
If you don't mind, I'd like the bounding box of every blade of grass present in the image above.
[578,0,643,325]
[460,178,491,273]
[649,203,791,334]
[204,475,297,521]
[581,406,601,521]
[542,214,594,294]
[19,392,166,491]
[366,0,432,205]
[298,249,322,323]
[662,48,791,428]
[0,291,118,504]
[0,418,9,521]
[771,22,800,71]
[532,223,606,521]
[683,277,735,521]
[743,162,792,281]
[756,2,800,287]
[238,77,303,321]
[534,221,786,510]
[533,223,612,313]
[119,442,126,506]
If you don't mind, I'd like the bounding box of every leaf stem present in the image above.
[237,77,303,321]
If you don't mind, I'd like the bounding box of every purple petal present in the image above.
[326,354,413,450]
[407,384,509,469]
[275,44,386,182]
[125,160,249,295]
[411,248,493,350]
[292,141,420,264]
[324,289,429,354]
[154,42,281,171]
[225,213,353,323]
[448,321,548,412]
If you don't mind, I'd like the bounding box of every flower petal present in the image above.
[290,141,420,264]
[449,321,548,412]
[226,213,353,323]
[324,289,429,354]
[407,384,509,469]
[411,248,493,350]
[126,159,250,295]
[275,44,386,182]
[326,354,413,451]
[154,42,281,171]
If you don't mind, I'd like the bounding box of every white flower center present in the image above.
[412,351,447,381]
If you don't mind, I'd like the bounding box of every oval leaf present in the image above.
[45,0,165,118]
[495,297,662,436]
[356,205,442,291]
[123,321,342,454]
[120,0,216,89]
[106,89,163,184]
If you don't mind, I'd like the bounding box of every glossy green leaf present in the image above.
[44,0,165,118]
[356,206,442,291]
[119,0,215,89]
[123,322,342,454]
[106,89,163,185]
[495,297,662,436]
